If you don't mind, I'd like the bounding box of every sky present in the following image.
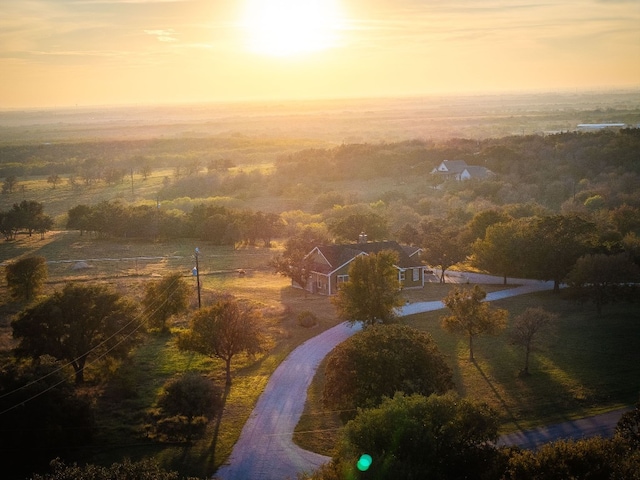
[1,0,639,108]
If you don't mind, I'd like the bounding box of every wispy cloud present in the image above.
[144,28,178,42]
[342,0,640,51]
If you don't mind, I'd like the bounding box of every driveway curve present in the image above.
[214,275,614,480]
[214,322,361,480]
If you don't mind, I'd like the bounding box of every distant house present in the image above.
[300,238,427,295]
[460,165,495,181]
[432,160,468,178]
[431,160,494,181]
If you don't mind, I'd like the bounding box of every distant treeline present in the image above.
[66,201,283,246]
[0,135,306,177]
[276,129,640,181]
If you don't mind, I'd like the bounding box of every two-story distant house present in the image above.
[431,160,494,181]
[299,237,427,295]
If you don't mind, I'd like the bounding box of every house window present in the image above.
[413,268,420,282]
[337,275,349,285]
[317,279,323,290]
[399,270,406,281]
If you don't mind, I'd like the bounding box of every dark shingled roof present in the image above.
[312,241,421,274]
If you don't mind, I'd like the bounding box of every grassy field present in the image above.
[0,229,343,477]
[3,230,640,475]
[294,290,640,456]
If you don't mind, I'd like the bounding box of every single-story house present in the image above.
[300,239,427,295]
[431,160,494,181]
[460,165,495,181]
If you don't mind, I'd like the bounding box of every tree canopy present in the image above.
[142,272,191,332]
[441,285,508,361]
[0,200,53,240]
[270,225,331,293]
[527,215,596,292]
[420,220,470,283]
[336,392,499,480]
[323,325,454,415]
[306,401,640,480]
[566,252,640,314]
[332,250,404,327]
[178,297,265,385]
[5,255,48,302]
[12,283,142,383]
[472,219,529,284]
[0,358,95,479]
[152,371,222,443]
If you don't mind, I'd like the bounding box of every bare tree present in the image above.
[2,175,18,194]
[510,307,557,375]
[47,173,60,189]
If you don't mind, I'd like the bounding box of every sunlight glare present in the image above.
[243,0,344,57]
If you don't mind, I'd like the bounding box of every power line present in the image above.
[0,276,186,415]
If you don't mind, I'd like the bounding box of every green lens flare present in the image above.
[357,454,373,471]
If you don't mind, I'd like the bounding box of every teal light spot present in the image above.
[357,454,373,472]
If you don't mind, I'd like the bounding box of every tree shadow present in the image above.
[473,360,523,431]
[206,381,231,472]
[179,380,231,475]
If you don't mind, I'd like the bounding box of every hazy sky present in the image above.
[2,0,639,108]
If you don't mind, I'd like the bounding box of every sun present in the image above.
[242,0,345,57]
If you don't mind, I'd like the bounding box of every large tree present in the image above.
[332,250,404,327]
[178,297,265,385]
[142,272,191,332]
[472,219,529,284]
[420,220,470,283]
[527,215,596,292]
[441,285,508,361]
[5,255,48,302]
[271,226,331,293]
[503,436,639,480]
[10,200,50,236]
[467,209,511,241]
[323,325,454,415]
[566,252,640,314]
[66,204,93,235]
[12,283,141,383]
[153,371,222,442]
[328,211,389,242]
[0,358,95,479]
[335,392,499,480]
[510,307,557,376]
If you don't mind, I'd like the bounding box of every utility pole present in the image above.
[193,247,202,308]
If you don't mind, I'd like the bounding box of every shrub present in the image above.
[297,310,318,328]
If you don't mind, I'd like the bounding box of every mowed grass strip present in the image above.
[295,290,640,454]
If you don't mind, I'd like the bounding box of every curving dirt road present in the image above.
[213,275,624,480]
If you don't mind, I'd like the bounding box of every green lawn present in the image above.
[294,290,640,456]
